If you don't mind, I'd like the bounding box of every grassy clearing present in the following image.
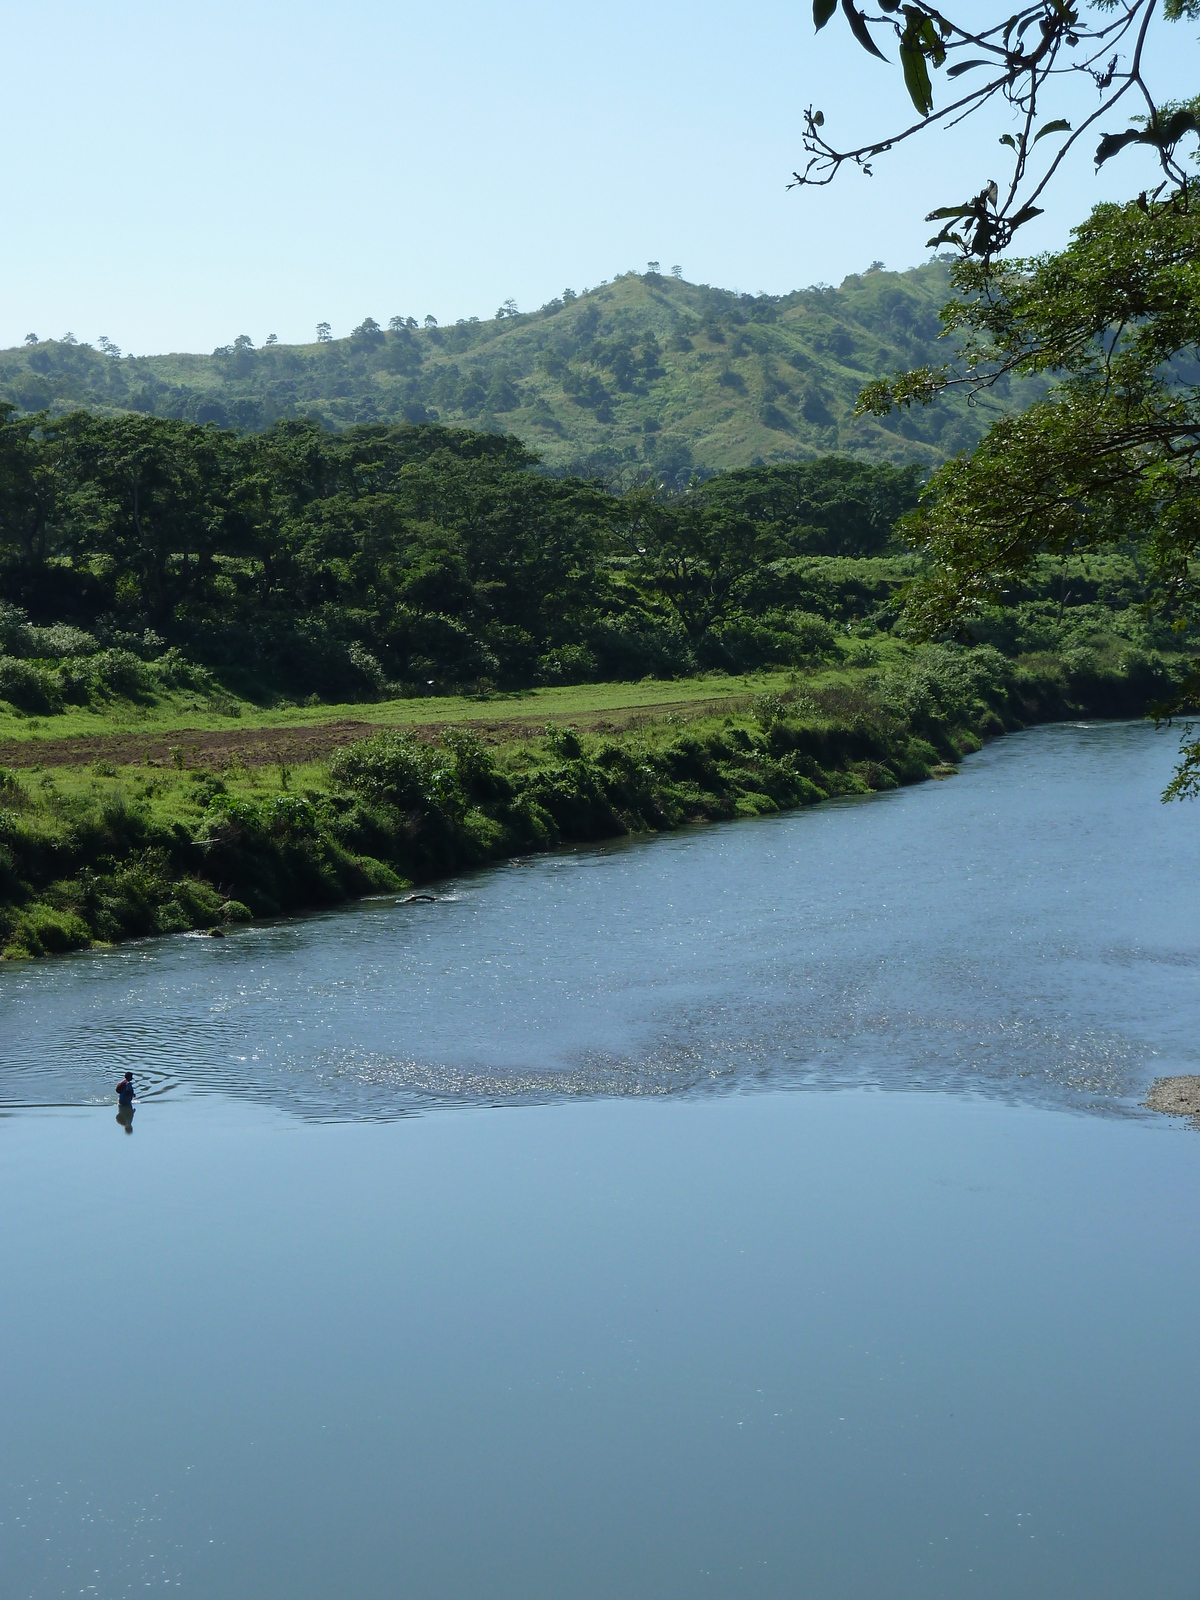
[0,659,904,761]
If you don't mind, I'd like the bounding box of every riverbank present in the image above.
[0,643,1180,959]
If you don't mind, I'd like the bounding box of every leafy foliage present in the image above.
[798,0,1200,259]
[861,200,1200,646]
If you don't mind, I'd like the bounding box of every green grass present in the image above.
[0,656,906,749]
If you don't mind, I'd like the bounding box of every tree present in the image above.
[24,334,37,346]
[316,322,332,343]
[623,489,782,641]
[58,414,244,629]
[796,0,1200,260]
[351,317,384,346]
[799,0,1200,793]
[0,404,63,568]
[862,201,1199,620]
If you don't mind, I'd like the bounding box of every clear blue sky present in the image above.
[2,1,1192,354]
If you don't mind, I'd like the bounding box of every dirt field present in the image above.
[0,695,754,770]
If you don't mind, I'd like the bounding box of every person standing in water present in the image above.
[115,1071,136,1131]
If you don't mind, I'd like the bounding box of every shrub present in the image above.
[91,649,152,699]
[346,642,386,693]
[329,732,441,810]
[543,724,583,759]
[0,603,33,656]
[28,624,99,658]
[536,644,597,683]
[752,693,787,728]
[197,793,318,844]
[0,656,62,713]
[8,904,91,957]
[151,648,211,691]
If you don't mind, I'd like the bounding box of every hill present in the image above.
[1,265,1034,481]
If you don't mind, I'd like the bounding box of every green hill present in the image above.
[2,265,1032,480]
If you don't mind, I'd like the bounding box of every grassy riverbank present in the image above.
[0,643,1177,959]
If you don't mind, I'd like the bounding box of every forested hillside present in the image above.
[0,265,1036,480]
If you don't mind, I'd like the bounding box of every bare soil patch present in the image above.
[0,720,380,772]
[0,695,753,771]
[1144,1076,1200,1128]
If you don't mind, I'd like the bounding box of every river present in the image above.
[1,720,1198,1597]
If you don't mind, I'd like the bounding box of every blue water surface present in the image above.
[1,721,1197,1598]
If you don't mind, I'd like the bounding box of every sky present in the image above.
[1,0,1194,355]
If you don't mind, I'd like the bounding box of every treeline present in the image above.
[0,408,921,706]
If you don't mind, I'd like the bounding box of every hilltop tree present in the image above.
[352,317,384,346]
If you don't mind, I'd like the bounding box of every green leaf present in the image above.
[917,14,945,66]
[946,58,990,78]
[841,0,888,60]
[1032,119,1072,145]
[998,133,1018,150]
[1157,108,1200,145]
[1094,111,1199,168]
[900,39,934,116]
[813,0,838,29]
[924,203,973,220]
[1007,203,1045,228]
[1095,127,1145,167]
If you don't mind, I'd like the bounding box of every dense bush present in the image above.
[0,656,61,713]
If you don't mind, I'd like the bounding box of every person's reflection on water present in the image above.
[115,1070,135,1134]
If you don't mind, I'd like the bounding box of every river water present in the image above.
[2,721,1198,1597]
